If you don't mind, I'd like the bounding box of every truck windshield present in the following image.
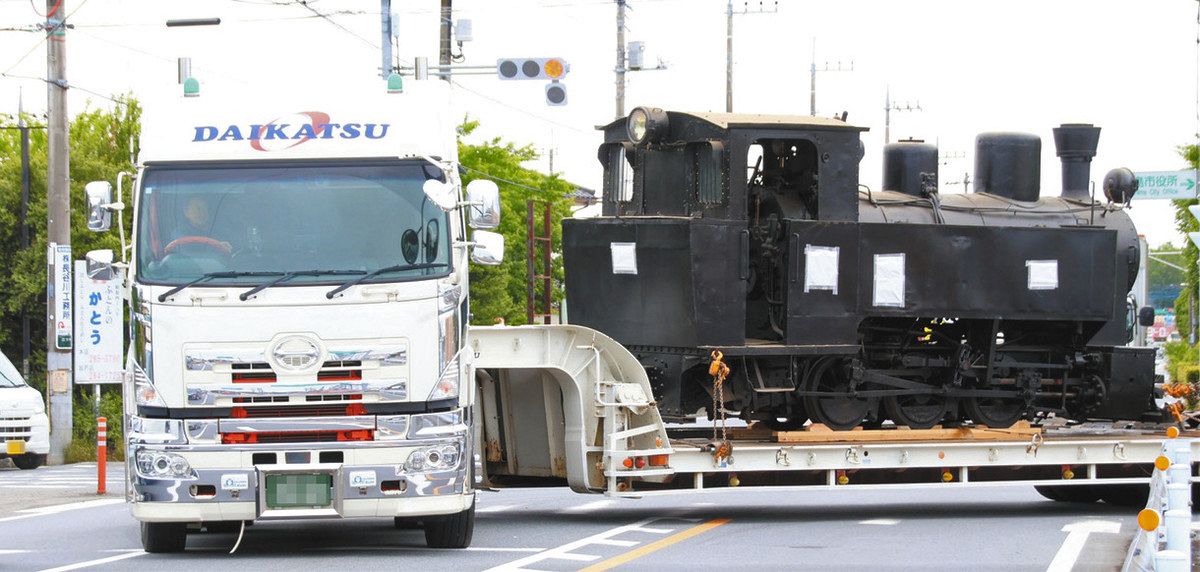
[136,160,453,287]
[0,352,25,388]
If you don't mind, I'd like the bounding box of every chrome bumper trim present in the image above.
[217,415,376,434]
[187,380,407,406]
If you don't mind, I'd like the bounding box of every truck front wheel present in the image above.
[423,503,475,549]
[141,522,187,553]
[12,454,45,470]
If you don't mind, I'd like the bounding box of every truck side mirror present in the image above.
[470,230,504,266]
[85,181,113,232]
[465,179,500,230]
[1138,306,1155,327]
[85,249,116,281]
[422,179,458,211]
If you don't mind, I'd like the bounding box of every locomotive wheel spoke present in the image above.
[803,358,869,431]
[963,394,1025,428]
[883,392,948,429]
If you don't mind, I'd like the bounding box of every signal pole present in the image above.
[809,38,852,116]
[615,0,627,118]
[725,0,777,113]
[45,0,73,465]
[18,91,31,380]
[438,0,452,81]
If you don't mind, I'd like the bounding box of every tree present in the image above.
[1171,144,1200,339]
[458,119,575,326]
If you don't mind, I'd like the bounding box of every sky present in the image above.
[1,0,1197,246]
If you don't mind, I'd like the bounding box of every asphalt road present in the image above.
[0,462,1160,571]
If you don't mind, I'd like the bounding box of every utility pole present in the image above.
[18,91,31,380]
[45,0,72,465]
[615,0,627,118]
[725,1,732,113]
[883,85,922,144]
[380,0,392,79]
[809,38,852,116]
[438,0,452,81]
[725,0,777,113]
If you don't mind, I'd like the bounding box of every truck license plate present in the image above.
[6,440,25,455]
[265,474,332,509]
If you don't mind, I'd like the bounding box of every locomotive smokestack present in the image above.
[1052,123,1101,201]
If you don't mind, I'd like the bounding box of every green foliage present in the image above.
[1171,144,1200,340]
[457,118,574,325]
[0,99,139,456]
[65,386,124,463]
[1149,242,1185,291]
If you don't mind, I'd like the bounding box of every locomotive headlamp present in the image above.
[1102,167,1138,204]
[627,106,669,145]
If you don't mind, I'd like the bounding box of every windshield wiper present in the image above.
[325,262,449,299]
[239,270,367,301]
[158,271,285,302]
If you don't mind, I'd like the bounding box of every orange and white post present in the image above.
[96,416,107,495]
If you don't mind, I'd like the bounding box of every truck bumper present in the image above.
[133,492,473,523]
[1,412,50,457]
[127,423,475,523]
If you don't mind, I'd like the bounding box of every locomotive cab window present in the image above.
[747,139,820,220]
[600,143,634,207]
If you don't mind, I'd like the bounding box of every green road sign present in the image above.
[1133,170,1198,200]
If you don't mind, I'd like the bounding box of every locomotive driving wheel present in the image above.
[803,358,870,431]
[963,394,1025,428]
[883,391,949,430]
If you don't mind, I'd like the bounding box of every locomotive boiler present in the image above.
[563,107,1158,430]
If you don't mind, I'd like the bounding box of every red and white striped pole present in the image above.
[96,417,107,495]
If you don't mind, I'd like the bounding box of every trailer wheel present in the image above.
[1034,485,1100,503]
[423,503,475,549]
[141,522,187,553]
[1097,484,1150,507]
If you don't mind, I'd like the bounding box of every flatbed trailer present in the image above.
[467,325,1196,500]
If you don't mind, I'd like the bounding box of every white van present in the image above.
[0,352,49,469]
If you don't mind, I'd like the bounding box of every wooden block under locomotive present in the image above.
[563,108,1159,431]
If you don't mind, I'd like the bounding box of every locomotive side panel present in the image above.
[562,217,745,348]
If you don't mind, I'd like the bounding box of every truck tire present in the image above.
[12,454,45,470]
[1034,485,1100,503]
[423,503,475,549]
[141,522,187,553]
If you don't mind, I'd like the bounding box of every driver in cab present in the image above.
[164,196,233,256]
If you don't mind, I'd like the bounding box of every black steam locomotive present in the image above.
[563,107,1159,430]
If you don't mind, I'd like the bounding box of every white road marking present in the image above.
[0,549,31,555]
[859,519,900,525]
[478,504,517,513]
[0,499,124,523]
[485,517,696,572]
[560,500,615,513]
[37,550,145,572]
[1045,520,1121,572]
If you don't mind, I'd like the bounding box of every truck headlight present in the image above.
[404,442,461,473]
[134,448,197,480]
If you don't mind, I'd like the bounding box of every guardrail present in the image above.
[1122,429,1193,571]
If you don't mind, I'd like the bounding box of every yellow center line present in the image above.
[578,518,731,572]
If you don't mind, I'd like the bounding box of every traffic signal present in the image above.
[497,57,569,80]
[545,81,567,106]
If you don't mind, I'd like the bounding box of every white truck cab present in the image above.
[0,351,49,470]
[84,80,503,553]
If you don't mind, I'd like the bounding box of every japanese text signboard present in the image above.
[49,243,72,349]
[73,261,123,384]
[1133,170,1198,200]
